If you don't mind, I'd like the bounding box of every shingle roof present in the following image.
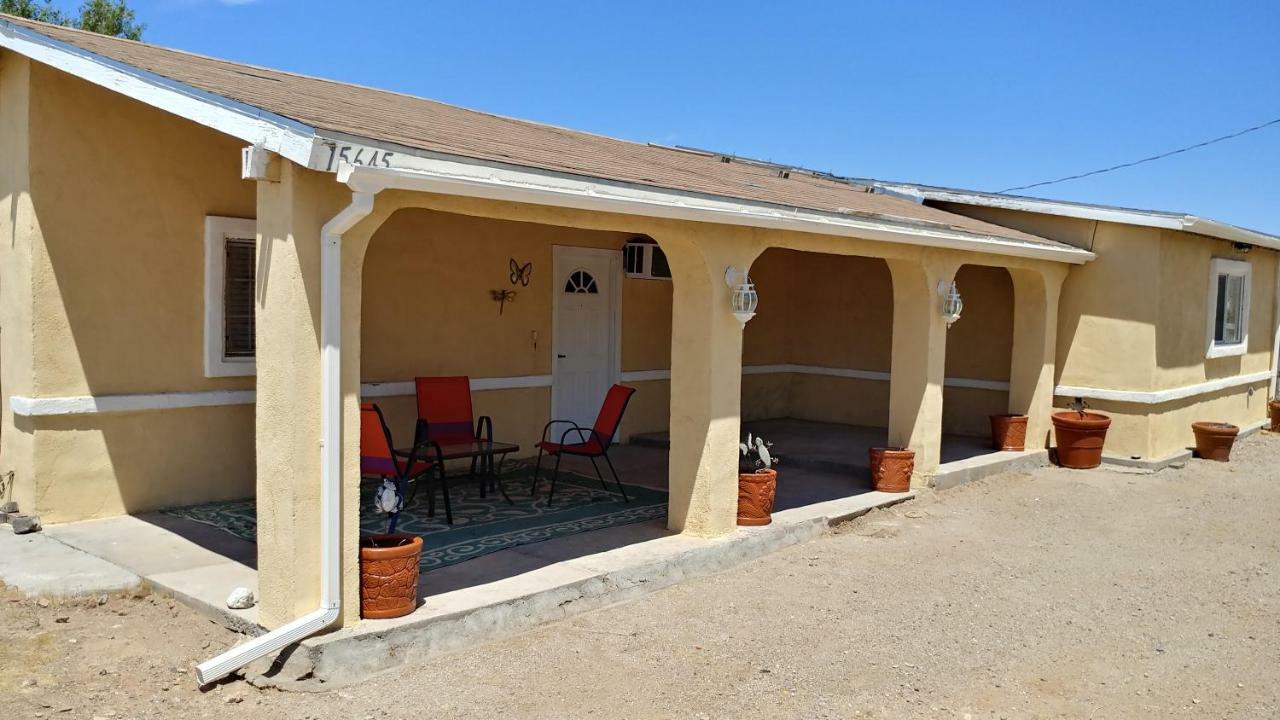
[2,15,1077,253]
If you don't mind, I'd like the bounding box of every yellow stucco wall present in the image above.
[931,203,1277,460]
[359,207,663,453]
[741,250,1013,436]
[0,52,37,514]
[7,60,258,522]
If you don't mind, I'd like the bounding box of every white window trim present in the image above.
[204,216,258,377]
[1205,257,1251,359]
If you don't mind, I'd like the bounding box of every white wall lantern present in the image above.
[725,266,759,325]
[938,280,963,328]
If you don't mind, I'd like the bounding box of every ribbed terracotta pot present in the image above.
[359,533,422,619]
[1269,401,1280,431]
[737,468,777,526]
[1192,421,1239,462]
[869,447,914,493]
[990,414,1028,451]
[1051,411,1111,469]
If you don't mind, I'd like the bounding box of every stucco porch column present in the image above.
[886,256,961,486]
[1008,265,1069,450]
[660,229,764,536]
[254,162,364,628]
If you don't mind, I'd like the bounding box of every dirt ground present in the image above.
[3,433,1278,719]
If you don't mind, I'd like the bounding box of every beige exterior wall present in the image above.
[933,202,1278,461]
[359,207,659,454]
[0,52,37,514]
[3,58,257,522]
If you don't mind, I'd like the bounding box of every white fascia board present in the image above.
[0,20,319,167]
[884,184,1280,251]
[1055,370,1272,405]
[337,161,1095,265]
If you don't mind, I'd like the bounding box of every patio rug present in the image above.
[161,467,668,571]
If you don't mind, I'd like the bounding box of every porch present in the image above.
[43,418,1043,654]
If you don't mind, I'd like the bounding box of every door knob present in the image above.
[557,354,567,358]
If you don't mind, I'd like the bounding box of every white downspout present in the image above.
[195,188,375,686]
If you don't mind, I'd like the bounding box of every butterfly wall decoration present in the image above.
[509,258,532,287]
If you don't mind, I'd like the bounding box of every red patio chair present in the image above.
[360,403,444,528]
[531,384,637,506]
[415,376,511,506]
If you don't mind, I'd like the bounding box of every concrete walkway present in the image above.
[0,525,141,598]
[44,514,259,632]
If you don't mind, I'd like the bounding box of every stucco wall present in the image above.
[359,224,1019,453]
[13,62,257,521]
[360,207,661,453]
[930,202,1278,460]
[0,52,37,514]
[743,249,1013,436]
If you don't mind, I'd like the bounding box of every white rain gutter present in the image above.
[878,184,1280,252]
[336,160,1095,265]
[195,189,375,686]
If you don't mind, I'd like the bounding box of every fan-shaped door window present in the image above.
[564,269,599,294]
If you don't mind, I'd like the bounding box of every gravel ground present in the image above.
[3,433,1278,719]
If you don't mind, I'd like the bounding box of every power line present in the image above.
[995,117,1280,194]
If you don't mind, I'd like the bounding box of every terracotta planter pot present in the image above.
[359,533,422,619]
[1269,400,1280,431]
[1192,421,1239,462]
[990,414,1028,451]
[737,468,777,526]
[1051,411,1111,469]
[869,447,914,493]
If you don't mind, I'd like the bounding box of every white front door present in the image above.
[552,246,619,432]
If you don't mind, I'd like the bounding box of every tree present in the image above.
[1,0,144,40]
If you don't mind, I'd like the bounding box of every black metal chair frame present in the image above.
[363,404,444,532]
[416,414,513,520]
[530,390,636,506]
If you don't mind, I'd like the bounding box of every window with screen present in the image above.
[1206,258,1251,358]
[204,216,257,377]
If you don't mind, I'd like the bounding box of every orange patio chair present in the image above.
[415,376,511,508]
[531,384,637,506]
[360,402,442,530]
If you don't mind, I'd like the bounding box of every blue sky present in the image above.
[114,1,1280,231]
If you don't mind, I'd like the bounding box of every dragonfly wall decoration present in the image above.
[491,288,516,314]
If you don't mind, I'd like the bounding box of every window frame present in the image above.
[203,216,258,377]
[1205,257,1252,359]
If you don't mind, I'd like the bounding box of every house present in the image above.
[0,15,1274,681]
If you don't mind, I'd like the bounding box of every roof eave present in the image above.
[0,17,320,167]
[880,183,1280,252]
[340,161,1096,265]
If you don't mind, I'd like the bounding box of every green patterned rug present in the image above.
[162,466,668,571]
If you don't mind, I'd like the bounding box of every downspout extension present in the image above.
[195,188,376,686]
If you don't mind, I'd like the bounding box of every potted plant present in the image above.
[1191,421,1239,462]
[990,414,1028,451]
[869,447,914,493]
[1051,399,1111,469]
[737,433,778,526]
[359,478,423,620]
[1269,394,1280,431]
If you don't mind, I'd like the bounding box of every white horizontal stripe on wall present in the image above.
[1054,370,1272,405]
[20,367,1266,417]
[10,389,256,417]
[624,365,1012,391]
[10,376,556,417]
[360,375,553,398]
